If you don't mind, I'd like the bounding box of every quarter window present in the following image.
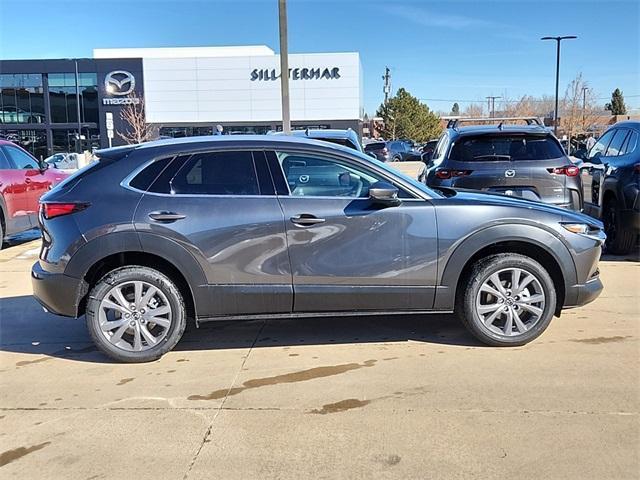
[275,151,408,198]
[2,145,37,169]
[148,151,260,196]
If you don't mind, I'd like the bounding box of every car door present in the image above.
[1,144,50,227]
[266,148,438,313]
[0,145,38,233]
[581,129,616,217]
[133,149,292,317]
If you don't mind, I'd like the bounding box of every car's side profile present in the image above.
[32,136,604,362]
[0,139,68,247]
[578,121,639,254]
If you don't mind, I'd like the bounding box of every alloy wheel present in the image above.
[98,281,172,352]
[475,267,546,337]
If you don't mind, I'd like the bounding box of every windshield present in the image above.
[450,134,564,161]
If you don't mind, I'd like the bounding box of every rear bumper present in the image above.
[31,261,86,317]
[563,277,604,309]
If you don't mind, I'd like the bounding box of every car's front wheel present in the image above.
[457,253,557,346]
[86,266,186,362]
[603,197,636,255]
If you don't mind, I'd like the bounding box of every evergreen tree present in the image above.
[451,102,460,115]
[376,88,442,142]
[605,88,627,115]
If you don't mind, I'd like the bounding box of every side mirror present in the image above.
[38,160,49,173]
[369,181,401,206]
[367,151,377,159]
[421,151,433,163]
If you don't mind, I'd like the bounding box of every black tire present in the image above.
[603,197,636,255]
[86,266,186,363]
[0,220,4,250]
[456,253,557,347]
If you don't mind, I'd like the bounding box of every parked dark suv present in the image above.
[364,140,422,162]
[33,136,604,362]
[578,121,639,254]
[426,119,583,211]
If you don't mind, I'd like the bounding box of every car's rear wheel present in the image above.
[86,266,186,362]
[457,253,556,346]
[603,197,636,255]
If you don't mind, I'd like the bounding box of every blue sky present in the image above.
[1,0,638,114]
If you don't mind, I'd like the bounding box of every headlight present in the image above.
[561,223,601,236]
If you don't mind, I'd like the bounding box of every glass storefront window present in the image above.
[0,129,48,160]
[0,74,45,124]
[48,72,98,124]
[51,127,100,154]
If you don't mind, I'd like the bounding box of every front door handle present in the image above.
[148,211,186,222]
[290,214,326,226]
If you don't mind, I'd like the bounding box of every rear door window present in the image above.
[148,150,260,195]
[450,135,564,161]
[0,149,11,169]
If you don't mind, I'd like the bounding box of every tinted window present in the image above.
[622,131,638,155]
[605,129,628,157]
[433,134,448,160]
[364,142,385,152]
[0,149,11,169]
[450,135,563,161]
[129,157,174,191]
[588,130,615,160]
[275,150,407,198]
[150,151,259,195]
[2,145,37,169]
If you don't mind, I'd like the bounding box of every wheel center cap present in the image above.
[505,297,515,306]
[133,312,141,320]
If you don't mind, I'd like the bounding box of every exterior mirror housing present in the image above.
[369,181,401,206]
[367,151,377,159]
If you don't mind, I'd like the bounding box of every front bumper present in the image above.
[564,277,604,309]
[31,261,86,317]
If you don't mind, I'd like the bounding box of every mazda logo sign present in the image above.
[105,71,135,96]
[504,169,516,178]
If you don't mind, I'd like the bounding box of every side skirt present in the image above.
[196,309,454,324]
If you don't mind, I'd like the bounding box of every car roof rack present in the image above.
[446,117,544,130]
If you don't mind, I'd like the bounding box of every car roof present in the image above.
[449,125,552,138]
[272,128,358,140]
[96,134,362,159]
[605,120,640,130]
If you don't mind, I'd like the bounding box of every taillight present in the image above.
[435,169,472,180]
[548,165,579,177]
[40,202,89,219]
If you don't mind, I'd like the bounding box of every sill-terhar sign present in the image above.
[251,67,340,81]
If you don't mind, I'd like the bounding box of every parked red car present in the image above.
[0,140,69,248]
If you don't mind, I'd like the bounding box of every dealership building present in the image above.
[0,45,363,159]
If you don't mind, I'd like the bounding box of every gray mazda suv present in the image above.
[426,119,583,211]
[32,136,604,362]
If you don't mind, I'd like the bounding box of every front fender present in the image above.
[435,223,578,310]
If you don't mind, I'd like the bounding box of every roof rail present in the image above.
[446,117,544,130]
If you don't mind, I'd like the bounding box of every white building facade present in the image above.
[94,46,363,136]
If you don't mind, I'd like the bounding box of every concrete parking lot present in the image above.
[1,232,638,479]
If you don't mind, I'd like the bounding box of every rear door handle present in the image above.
[290,214,326,226]
[148,211,186,222]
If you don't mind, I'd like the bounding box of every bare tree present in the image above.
[561,72,600,138]
[118,93,159,144]
[462,103,485,118]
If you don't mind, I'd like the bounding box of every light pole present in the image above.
[278,0,291,133]
[541,35,577,135]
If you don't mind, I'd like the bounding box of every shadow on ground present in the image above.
[1,228,40,249]
[0,294,480,364]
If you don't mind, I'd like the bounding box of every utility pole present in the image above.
[382,67,391,104]
[582,86,588,132]
[278,0,291,133]
[486,96,501,118]
[541,35,577,135]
